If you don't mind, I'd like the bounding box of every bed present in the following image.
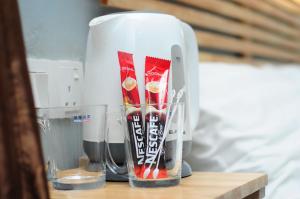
[101,0,300,198]
[190,62,300,199]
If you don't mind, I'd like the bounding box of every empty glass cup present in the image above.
[37,105,107,190]
[107,102,184,187]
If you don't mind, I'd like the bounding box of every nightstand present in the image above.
[50,172,267,199]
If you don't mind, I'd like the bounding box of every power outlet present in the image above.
[54,66,82,109]
[28,58,83,118]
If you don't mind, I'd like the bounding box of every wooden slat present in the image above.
[196,30,300,62]
[233,0,300,27]
[178,0,300,50]
[290,0,300,7]
[105,0,300,52]
[177,0,300,39]
[104,0,300,63]
[267,0,300,16]
[200,53,251,64]
[106,0,248,37]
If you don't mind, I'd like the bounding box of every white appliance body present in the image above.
[83,13,199,163]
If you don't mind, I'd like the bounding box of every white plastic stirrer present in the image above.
[152,90,176,179]
[143,88,184,179]
[152,88,184,179]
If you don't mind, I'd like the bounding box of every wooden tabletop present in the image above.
[50,172,267,199]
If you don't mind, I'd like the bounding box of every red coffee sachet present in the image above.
[118,51,145,178]
[144,56,171,179]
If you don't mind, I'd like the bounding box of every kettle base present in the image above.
[106,166,129,182]
[181,160,192,178]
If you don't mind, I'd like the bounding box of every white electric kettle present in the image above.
[83,12,199,181]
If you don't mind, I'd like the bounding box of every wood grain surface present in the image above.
[50,172,267,199]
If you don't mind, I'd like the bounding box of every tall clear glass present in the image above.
[37,105,107,190]
[107,102,184,187]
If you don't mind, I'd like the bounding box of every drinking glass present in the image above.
[37,105,107,190]
[107,102,184,187]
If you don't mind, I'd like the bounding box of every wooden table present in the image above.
[50,172,267,199]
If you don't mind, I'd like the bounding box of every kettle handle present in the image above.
[105,116,128,176]
[180,22,200,131]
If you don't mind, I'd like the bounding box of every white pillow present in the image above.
[187,62,300,199]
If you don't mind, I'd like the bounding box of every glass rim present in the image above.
[35,104,108,111]
[120,102,184,107]
[35,102,184,111]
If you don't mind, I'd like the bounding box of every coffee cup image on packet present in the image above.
[146,81,160,93]
[118,51,145,178]
[122,77,137,91]
[143,56,171,179]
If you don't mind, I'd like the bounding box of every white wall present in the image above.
[18,0,104,169]
[18,0,101,61]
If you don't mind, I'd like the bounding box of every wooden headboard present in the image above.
[101,0,300,64]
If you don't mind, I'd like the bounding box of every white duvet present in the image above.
[187,63,300,198]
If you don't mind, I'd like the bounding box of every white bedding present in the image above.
[187,62,300,198]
